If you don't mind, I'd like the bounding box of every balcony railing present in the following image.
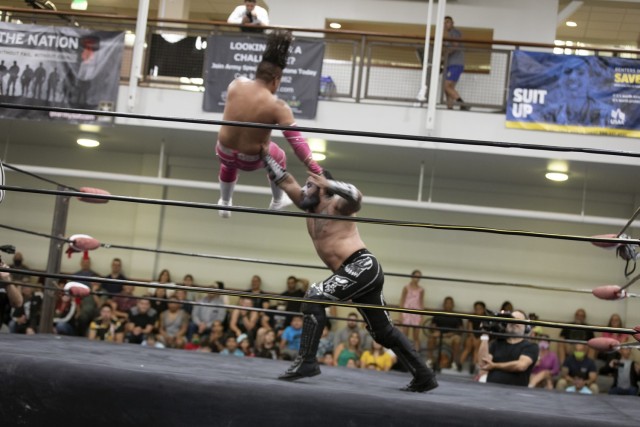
[2,6,639,114]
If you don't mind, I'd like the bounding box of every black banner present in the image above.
[0,22,124,123]
[202,34,325,119]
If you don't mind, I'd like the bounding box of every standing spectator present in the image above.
[478,309,539,387]
[442,16,469,110]
[227,0,269,33]
[88,303,124,343]
[555,343,599,394]
[103,258,127,295]
[398,269,425,352]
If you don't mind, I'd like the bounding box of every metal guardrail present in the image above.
[2,6,638,114]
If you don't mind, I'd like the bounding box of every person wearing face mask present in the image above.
[528,335,560,390]
[555,343,599,394]
[478,309,539,387]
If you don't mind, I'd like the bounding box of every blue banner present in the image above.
[506,51,640,137]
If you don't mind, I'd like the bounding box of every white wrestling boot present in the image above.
[269,193,293,210]
[218,198,232,218]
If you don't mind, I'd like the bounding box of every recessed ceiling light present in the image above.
[71,0,88,11]
[308,138,326,153]
[329,22,342,29]
[545,172,568,182]
[78,124,101,133]
[77,138,100,148]
[311,152,326,161]
[566,21,577,27]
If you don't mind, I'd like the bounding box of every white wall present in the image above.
[268,0,559,44]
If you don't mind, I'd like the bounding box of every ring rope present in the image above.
[1,267,636,336]
[2,184,638,245]
[2,102,640,159]
[2,162,80,191]
[11,281,606,347]
[618,205,640,237]
[0,223,608,296]
[13,281,608,347]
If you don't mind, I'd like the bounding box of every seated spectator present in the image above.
[102,257,126,295]
[158,296,189,348]
[125,298,158,344]
[247,274,270,309]
[142,333,165,349]
[460,301,487,374]
[333,312,370,350]
[88,303,125,343]
[597,313,629,364]
[565,373,592,395]
[558,308,595,363]
[360,341,394,372]
[600,347,640,396]
[174,286,194,315]
[280,275,308,327]
[238,333,255,357]
[220,334,245,357]
[109,284,137,321]
[528,335,560,389]
[428,296,464,370]
[280,315,303,360]
[316,324,334,361]
[255,328,280,360]
[184,333,203,351]
[334,331,362,368]
[556,343,599,394]
[500,301,514,313]
[204,320,227,353]
[192,286,228,337]
[76,280,108,337]
[53,284,76,336]
[10,282,43,335]
[229,296,259,341]
[9,251,32,283]
[320,352,334,366]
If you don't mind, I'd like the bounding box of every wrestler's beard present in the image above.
[300,193,320,211]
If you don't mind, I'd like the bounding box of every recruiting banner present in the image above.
[506,50,640,137]
[202,34,325,119]
[0,22,124,123]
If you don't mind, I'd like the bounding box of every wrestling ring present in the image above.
[1,102,640,426]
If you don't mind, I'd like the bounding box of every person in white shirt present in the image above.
[227,1,269,33]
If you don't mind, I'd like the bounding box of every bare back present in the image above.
[218,77,293,155]
[307,197,366,272]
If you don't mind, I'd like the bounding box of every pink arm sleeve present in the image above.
[282,126,323,174]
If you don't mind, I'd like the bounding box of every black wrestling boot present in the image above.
[278,303,326,381]
[373,324,438,393]
[278,356,321,381]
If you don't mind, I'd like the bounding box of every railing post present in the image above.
[355,35,366,103]
[127,0,151,113]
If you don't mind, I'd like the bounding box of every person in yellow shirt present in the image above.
[360,341,394,372]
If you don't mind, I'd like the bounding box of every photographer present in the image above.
[478,309,539,387]
[0,257,24,311]
[227,1,269,33]
[599,347,640,395]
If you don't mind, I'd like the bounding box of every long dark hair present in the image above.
[256,30,292,82]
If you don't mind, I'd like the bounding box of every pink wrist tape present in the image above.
[283,128,323,174]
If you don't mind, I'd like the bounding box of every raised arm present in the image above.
[307,172,362,215]
[275,102,323,174]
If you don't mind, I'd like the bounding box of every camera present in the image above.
[480,309,514,334]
